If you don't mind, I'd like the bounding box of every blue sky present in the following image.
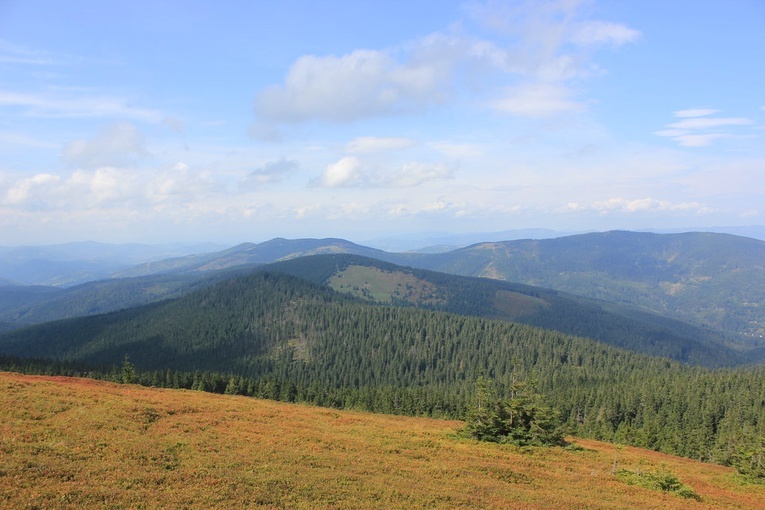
[1,0,763,245]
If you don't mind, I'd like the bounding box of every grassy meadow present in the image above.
[1,372,763,509]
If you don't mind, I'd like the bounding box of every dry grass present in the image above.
[1,372,763,509]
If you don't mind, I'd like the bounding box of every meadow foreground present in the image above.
[1,372,763,509]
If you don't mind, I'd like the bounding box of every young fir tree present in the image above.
[120,355,136,384]
[462,376,565,446]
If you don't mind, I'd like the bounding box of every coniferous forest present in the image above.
[1,269,764,481]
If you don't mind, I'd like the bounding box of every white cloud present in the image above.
[656,109,757,147]
[240,158,298,189]
[346,136,415,154]
[581,197,712,214]
[673,134,732,147]
[254,48,450,124]
[148,162,221,203]
[674,108,719,118]
[492,82,585,117]
[653,129,689,138]
[313,157,454,189]
[62,122,147,169]
[668,117,754,130]
[463,1,639,118]
[0,160,236,215]
[253,1,639,127]
[569,21,641,47]
[313,157,365,188]
[4,173,61,206]
[88,167,129,203]
[377,162,454,188]
[464,0,639,77]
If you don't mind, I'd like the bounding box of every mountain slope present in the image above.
[0,269,250,328]
[265,254,741,366]
[408,231,765,346]
[108,231,765,348]
[4,372,763,509]
[4,230,763,350]
[0,253,745,366]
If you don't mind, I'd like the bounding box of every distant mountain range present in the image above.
[360,225,765,252]
[410,231,765,347]
[0,241,225,286]
[2,230,764,365]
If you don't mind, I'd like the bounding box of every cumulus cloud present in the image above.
[4,173,61,206]
[254,48,451,124]
[656,108,757,147]
[148,162,221,203]
[62,122,148,169]
[240,158,298,189]
[313,157,454,188]
[313,157,365,188]
[468,0,639,117]
[253,1,640,127]
[465,0,639,77]
[1,160,234,217]
[1,167,144,211]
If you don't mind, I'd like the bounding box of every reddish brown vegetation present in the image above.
[1,372,763,509]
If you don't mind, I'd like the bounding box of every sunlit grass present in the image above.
[1,372,763,509]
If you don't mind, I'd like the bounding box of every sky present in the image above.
[1,0,763,246]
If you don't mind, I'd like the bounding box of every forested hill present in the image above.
[98,230,765,347]
[409,231,765,345]
[4,231,762,352]
[1,270,763,473]
[264,254,741,366]
[1,252,743,366]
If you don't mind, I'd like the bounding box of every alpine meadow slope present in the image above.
[3,372,764,509]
